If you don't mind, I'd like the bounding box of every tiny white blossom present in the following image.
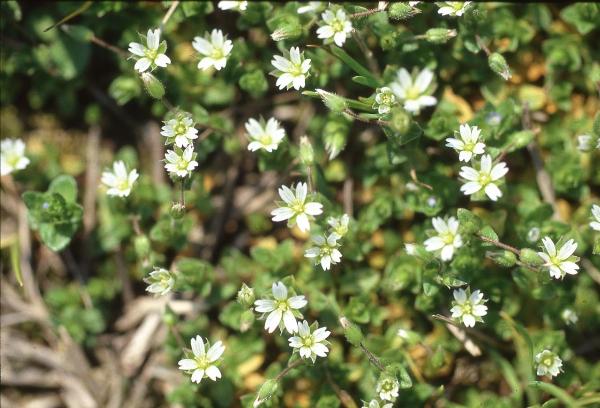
[1,138,30,176]
[389,68,437,114]
[405,243,417,255]
[437,1,472,17]
[577,134,593,152]
[128,28,171,73]
[459,154,508,201]
[535,349,562,378]
[327,214,350,237]
[101,160,139,197]
[373,87,397,115]
[178,336,225,384]
[254,282,308,334]
[446,124,486,162]
[271,47,311,90]
[161,113,198,148]
[164,145,199,178]
[305,233,342,271]
[409,1,421,6]
[317,9,353,47]
[271,182,323,232]
[561,308,578,325]
[424,217,463,261]
[245,117,286,153]
[590,204,600,231]
[298,1,323,14]
[288,320,331,362]
[144,267,175,296]
[362,400,393,408]
[192,29,233,71]
[217,1,247,11]
[450,288,488,328]
[537,237,579,279]
[376,377,399,402]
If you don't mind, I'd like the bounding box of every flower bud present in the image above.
[271,23,302,42]
[380,32,397,51]
[488,52,512,81]
[388,2,420,20]
[519,248,543,266]
[141,72,165,100]
[316,89,347,113]
[254,379,278,407]
[389,107,411,134]
[324,127,347,160]
[339,316,364,347]
[237,283,255,308]
[240,309,255,332]
[425,28,457,44]
[299,136,314,165]
[489,250,517,267]
[134,234,151,259]
[170,202,186,219]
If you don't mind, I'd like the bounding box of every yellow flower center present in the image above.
[405,86,421,100]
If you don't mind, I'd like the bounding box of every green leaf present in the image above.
[48,174,78,203]
[10,239,23,287]
[528,382,577,407]
[479,225,499,246]
[329,45,381,88]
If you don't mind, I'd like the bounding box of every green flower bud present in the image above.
[425,28,457,44]
[380,32,397,51]
[170,202,186,219]
[389,107,411,134]
[339,316,364,347]
[271,22,302,42]
[299,136,314,165]
[239,69,268,98]
[457,208,482,236]
[316,89,347,113]
[141,72,165,100]
[324,128,347,160]
[237,283,255,308]
[488,52,512,81]
[489,250,518,267]
[240,309,255,332]
[134,234,151,259]
[254,379,278,407]
[388,3,420,20]
[519,248,543,265]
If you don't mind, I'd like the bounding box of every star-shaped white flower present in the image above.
[178,336,225,384]
[327,214,350,237]
[101,160,139,197]
[376,376,399,402]
[363,400,393,408]
[459,154,508,201]
[561,308,578,325]
[535,349,562,378]
[389,68,437,114]
[144,267,175,296]
[245,117,286,153]
[446,124,486,162]
[128,28,171,73]
[288,320,331,362]
[450,288,488,327]
[305,233,342,271]
[424,216,463,261]
[254,282,308,334]
[437,1,472,17]
[271,182,323,232]
[164,145,199,178]
[537,237,579,279]
[1,138,30,176]
[161,113,198,148]
[373,87,397,115]
[271,47,311,91]
[590,204,600,232]
[316,9,353,47]
[193,29,233,71]
[217,1,247,11]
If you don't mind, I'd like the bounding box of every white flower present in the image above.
[254,282,308,334]
[217,1,247,11]
[128,28,171,73]
[409,1,421,6]
[144,267,175,296]
[245,118,286,152]
[305,233,343,271]
[577,134,593,152]
[161,113,198,148]
[271,182,323,232]
[535,349,562,378]
[288,320,331,362]
[405,243,417,255]
[327,214,350,237]
[389,68,437,114]
[164,145,199,178]
[450,288,488,328]
[362,400,393,408]
[459,154,508,201]
[1,138,30,176]
[376,377,399,402]
[298,1,323,14]
[373,87,397,115]
[561,308,578,325]
[192,29,233,71]
[437,2,472,17]
[316,9,353,47]
[101,160,139,197]
[271,47,311,90]
[424,217,463,261]
[178,336,225,384]
[446,124,486,162]
[537,237,580,279]
[590,204,600,232]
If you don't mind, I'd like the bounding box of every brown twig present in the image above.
[359,343,386,372]
[325,366,358,408]
[343,108,389,126]
[275,358,304,381]
[90,34,128,58]
[349,4,387,19]
[161,1,180,27]
[410,168,433,191]
[475,34,491,56]
[476,234,520,256]
[352,30,380,77]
